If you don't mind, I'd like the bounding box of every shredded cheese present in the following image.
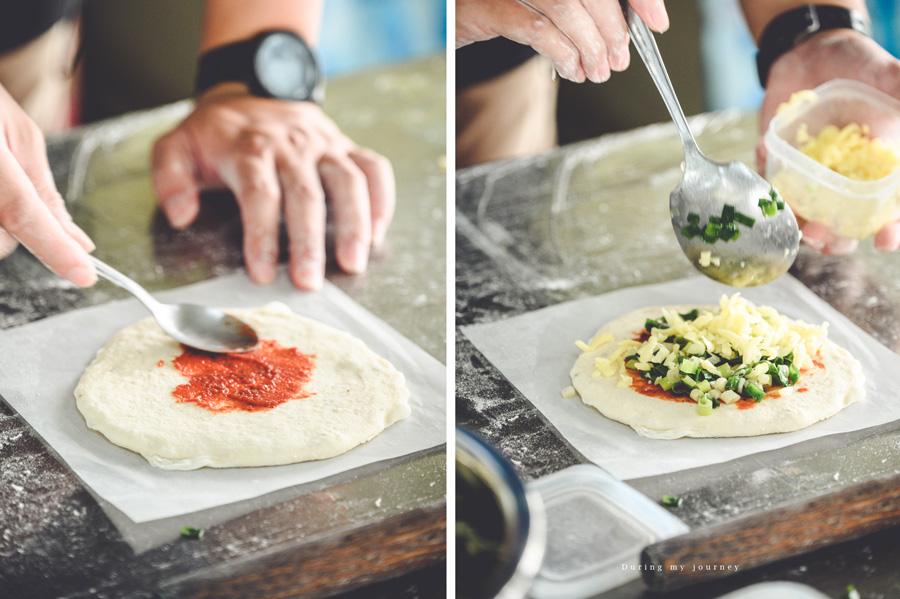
[796,122,900,181]
[587,294,827,383]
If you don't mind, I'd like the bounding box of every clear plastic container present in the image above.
[526,465,689,599]
[764,79,900,239]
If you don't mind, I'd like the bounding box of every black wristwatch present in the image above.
[195,30,324,102]
[756,4,871,88]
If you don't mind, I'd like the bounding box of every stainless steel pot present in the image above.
[456,427,546,599]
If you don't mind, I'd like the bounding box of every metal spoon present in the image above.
[623,4,800,287]
[90,256,259,353]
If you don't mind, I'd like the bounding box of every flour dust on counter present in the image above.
[75,302,411,469]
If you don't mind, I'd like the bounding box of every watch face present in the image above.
[255,32,319,101]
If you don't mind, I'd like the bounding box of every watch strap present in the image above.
[756,4,871,88]
[195,37,259,96]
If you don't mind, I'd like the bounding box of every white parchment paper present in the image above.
[0,272,445,523]
[462,275,900,480]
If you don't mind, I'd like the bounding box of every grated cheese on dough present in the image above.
[589,294,827,382]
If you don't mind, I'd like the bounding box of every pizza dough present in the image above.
[75,303,411,469]
[570,305,864,439]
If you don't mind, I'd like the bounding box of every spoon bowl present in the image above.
[624,3,800,286]
[90,257,259,353]
[670,156,801,286]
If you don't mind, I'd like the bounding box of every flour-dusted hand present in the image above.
[151,90,395,290]
[456,0,669,83]
[757,29,900,255]
[0,85,96,286]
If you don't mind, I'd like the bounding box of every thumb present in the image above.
[152,130,201,230]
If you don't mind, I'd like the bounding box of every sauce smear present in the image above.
[172,339,316,413]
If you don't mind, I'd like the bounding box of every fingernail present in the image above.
[292,258,323,291]
[372,223,388,247]
[876,237,900,252]
[343,241,369,274]
[66,264,97,287]
[610,50,630,72]
[609,37,630,72]
[165,192,194,229]
[826,237,858,256]
[249,246,277,284]
[65,221,95,252]
[649,4,670,32]
[802,236,825,251]
[252,260,277,285]
[800,222,828,251]
[875,226,900,252]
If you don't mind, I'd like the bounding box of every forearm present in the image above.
[739,0,868,41]
[200,0,323,50]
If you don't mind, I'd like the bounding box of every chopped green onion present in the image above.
[745,381,766,402]
[686,204,756,246]
[661,495,683,508]
[679,309,699,321]
[759,198,778,217]
[721,204,735,222]
[759,186,786,218]
[732,210,756,228]
[679,360,700,375]
[845,584,860,599]
[658,377,674,391]
[648,364,668,380]
[732,365,751,377]
[645,317,667,331]
[180,526,204,539]
[681,225,700,239]
[672,381,691,395]
[697,394,714,416]
[771,363,791,387]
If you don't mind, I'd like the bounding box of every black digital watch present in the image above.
[195,30,324,102]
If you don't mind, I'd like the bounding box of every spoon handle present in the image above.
[622,2,701,159]
[89,256,162,311]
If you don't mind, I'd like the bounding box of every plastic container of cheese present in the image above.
[764,79,900,239]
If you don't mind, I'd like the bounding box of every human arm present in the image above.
[456,0,670,83]
[741,0,900,254]
[0,83,96,286]
[151,0,395,290]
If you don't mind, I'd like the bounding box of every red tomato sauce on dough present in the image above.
[171,339,316,413]
[627,375,694,403]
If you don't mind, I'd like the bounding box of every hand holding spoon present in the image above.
[90,256,259,353]
[623,3,800,286]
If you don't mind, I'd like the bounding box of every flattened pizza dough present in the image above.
[75,303,411,469]
[570,305,864,439]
